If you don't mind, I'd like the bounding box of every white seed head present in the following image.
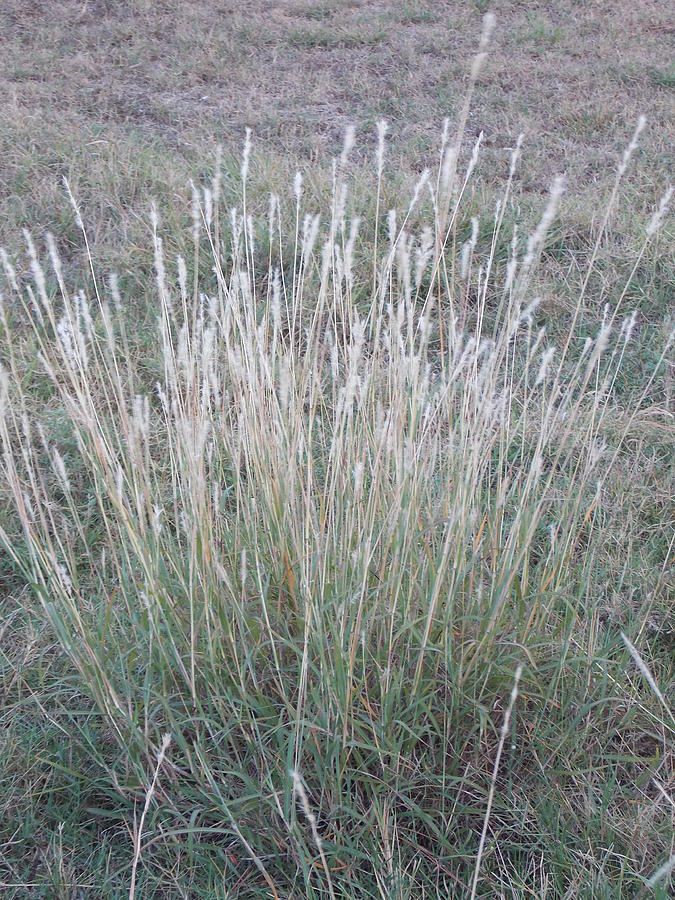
[646,185,673,237]
[620,310,638,345]
[376,119,388,178]
[301,213,321,259]
[440,145,458,198]
[618,115,646,178]
[415,226,434,288]
[176,255,188,301]
[55,563,73,595]
[340,124,356,169]
[508,133,525,179]
[268,192,279,243]
[63,178,84,231]
[109,272,122,311]
[56,314,77,366]
[387,209,397,245]
[203,186,213,229]
[240,548,247,588]
[465,132,483,183]
[151,505,164,536]
[522,176,565,274]
[480,11,496,49]
[212,144,223,205]
[460,217,480,280]
[0,248,19,294]
[46,232,65,295]
[190,182,201,242]
[23,230,49,313]
[241,127,252,184]
[535,346,555,387]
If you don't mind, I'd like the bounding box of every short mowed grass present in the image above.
[1,4,674,899]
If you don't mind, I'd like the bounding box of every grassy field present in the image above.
[0,2,673,897]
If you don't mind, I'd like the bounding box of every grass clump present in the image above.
[0,18,673,899]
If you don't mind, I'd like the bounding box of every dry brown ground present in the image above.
[0,0,672,259]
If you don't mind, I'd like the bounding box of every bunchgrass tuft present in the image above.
[0,21,673,897]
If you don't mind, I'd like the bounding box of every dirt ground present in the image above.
[1,0,672,255]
